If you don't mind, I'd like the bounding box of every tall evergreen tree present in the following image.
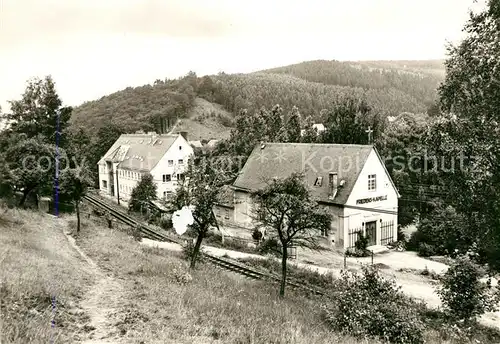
[129,173,157,213]
[286,106,302,143]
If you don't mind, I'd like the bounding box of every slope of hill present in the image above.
[352,60,446,78]
[175,97,232,141]
[70,82,195,133]
[69,59,445,141]
[259,59,444,107]
[211,71,428,120]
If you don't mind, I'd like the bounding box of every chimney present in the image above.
[329,172,338,199]
[179,131,188,141]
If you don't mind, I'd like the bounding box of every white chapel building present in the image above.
[97,131,194,203]
[230,143,400,250]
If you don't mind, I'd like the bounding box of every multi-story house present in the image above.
[97,131,194,203]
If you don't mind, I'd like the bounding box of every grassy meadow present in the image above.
[0,207,94,343]
[74,216,369,344]
[2,206,500,344]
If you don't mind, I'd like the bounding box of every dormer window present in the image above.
[368,174,376,191]
[314,176,323,187]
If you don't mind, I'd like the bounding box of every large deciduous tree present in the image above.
[170,154,234,269]
[4,137,58,206]
[377,112,436,227]
[319,98,381,145]
[7,76,72,147]
[251,173,332,297]
[431,0,500,269]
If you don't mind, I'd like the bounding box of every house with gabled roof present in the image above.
[189,140,203,149]
[231,142,400,250]
[97,132,194,203]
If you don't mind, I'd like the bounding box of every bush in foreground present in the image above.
[437,256,500,324]
[324,265,424,344]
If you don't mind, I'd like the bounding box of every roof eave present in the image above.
[214,203,235,209]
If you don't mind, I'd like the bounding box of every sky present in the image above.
[0,0,487,111]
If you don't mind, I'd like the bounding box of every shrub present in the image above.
[172,265,193,285]
[202,231,256,253]
[218,116,234,127]
[158,217,172,230]
[324,265,424,344]
[257,237,281,257]
[417,242,436,257]
[354,232,368,251]
[345,247,370,257]
[252,229,263,242]
[131,225,143,241]
[238,257,337,291]
[223,237,255,253]
[437,256,500,323]
[407,205,469,256]
[397,226,406,242]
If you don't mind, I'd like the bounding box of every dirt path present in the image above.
[64,232,126,344]
[80,275,125,344]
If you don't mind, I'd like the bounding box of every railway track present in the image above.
[84,194,170,242]
[83,193,327,296]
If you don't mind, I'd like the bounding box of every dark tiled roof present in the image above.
[99,133,178,172]
[233,143,373,205]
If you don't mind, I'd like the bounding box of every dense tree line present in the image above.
[262,59,443,107]
[209,72,429,121]
[424,0,500,269]
[71,79,195,134]
[0,77,92,220]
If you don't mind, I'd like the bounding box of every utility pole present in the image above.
[116,168,120,205]
[365,126,373,145]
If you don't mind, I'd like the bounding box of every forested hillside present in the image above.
[70,76,197,133]
[69,59,445,139]
[210,71,432,121]
[260,59,444,108]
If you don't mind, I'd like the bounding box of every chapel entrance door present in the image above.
[365,221,377,246]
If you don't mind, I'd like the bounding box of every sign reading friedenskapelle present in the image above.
[356,195,388,205]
